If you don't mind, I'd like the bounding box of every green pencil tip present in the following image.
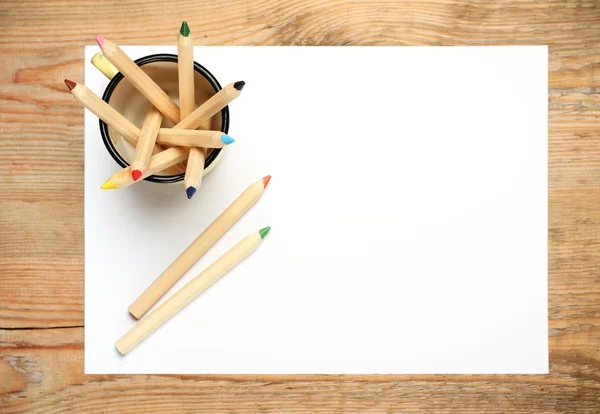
[180,21,190,37]
[259,226,271,239]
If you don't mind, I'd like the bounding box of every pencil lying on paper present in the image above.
[116,226,271,355]
[156,129,235,148]
[101,147,190,190]
[175,81,245,199]
[64,79,185,174]
[95,35,181,124]
[128,175,271,318]
[130,106,163,181]
[176,21,204,199]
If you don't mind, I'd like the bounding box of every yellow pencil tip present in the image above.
[101,180,116,190]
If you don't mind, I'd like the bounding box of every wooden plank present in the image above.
[0,327,599,413]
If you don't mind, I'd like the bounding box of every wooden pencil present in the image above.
[130,106,163,181]
[156,129,235,148]
[176,21,206,199]
[177,21,195,121]
[128,175,271,319]
[95,35,180,124]
[101,147,190,190]
[65,79,185,174]
[183,148,205,199]
[116,226,271,355]
[174,81,245,130]
[90,52,119,80]
[65,79,140,144]
[174,80,244,198]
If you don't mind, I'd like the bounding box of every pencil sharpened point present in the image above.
[259,226,271,239]
[220,134,235,145]
[64,79,76,91]
[132,169,142,181]
[180,21,190,37]
[101,180,116,190]
[262,175,271,188]
[95,35,104,47]
[233,81,245,91]
[186,186,197,199]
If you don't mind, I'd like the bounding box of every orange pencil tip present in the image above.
[262,175,271,188]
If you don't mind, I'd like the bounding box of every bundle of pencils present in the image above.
[66,21,245,199]
[66,23,273,355]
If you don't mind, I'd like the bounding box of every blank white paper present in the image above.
[84,45,548,374]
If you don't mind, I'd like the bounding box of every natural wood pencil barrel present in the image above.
[128,176,270,318]
[156,129,233,148]
[116,229,269,355]
[66,80,185,174]
[101,147,190,190]
[97,36,181,124]
[174,82,244,131]
[130,106,163,178]
[177,22,195,122]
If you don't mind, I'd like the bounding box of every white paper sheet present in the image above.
[84,45,548,374]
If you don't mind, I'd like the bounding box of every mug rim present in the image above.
[99,53,230,183]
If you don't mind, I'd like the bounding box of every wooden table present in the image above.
[1,1,598,412]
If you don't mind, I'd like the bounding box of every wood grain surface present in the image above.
[0,0,599,412]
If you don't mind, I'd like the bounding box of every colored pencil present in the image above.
[116,226,271,355]
[177,21,195,121]
[130,106,163,181]
[173,81,244,198]
[65,79,185,174]
[90,52,118,80]
[65,79,140,144]
[183,148,205,199]
[176,21,206,199]
[128,175,271,318]
[95,36,180,124]
[174,81,245,130]
[101,147,190,190]
[156,129,235,148]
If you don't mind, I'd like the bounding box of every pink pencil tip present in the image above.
[95,35,104,47]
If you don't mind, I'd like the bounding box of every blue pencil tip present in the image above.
[220,134,235,145]
[186,187,197,199]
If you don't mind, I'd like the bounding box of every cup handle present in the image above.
[91,52,119,80]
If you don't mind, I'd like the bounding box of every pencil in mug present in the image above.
[64,79,185,174]
[176,21,206,200]
[95,36,181,124]
[175,80,245,199]
[128,175,271,319]
[116,226,271,355]
[101,147,190,190]
[130,105,163,181]
[156,129,235,148]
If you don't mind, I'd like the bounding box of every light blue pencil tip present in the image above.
[220,134,235,145]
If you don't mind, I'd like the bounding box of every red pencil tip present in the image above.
[132,169,142,181]
[95,35,104,47]
[262,175,271,188]
[64,79,76,91]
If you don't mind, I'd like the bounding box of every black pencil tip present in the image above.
[233,81,245,91]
